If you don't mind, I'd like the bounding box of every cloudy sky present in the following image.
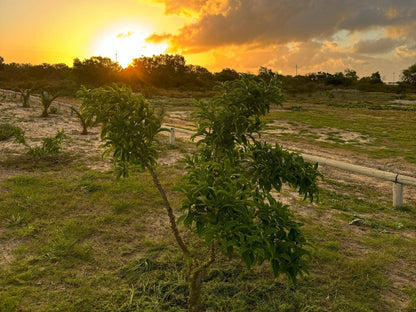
[1,0,415,80]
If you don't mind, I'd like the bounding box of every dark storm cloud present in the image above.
[148,0,416,53]
[353,38,400,54]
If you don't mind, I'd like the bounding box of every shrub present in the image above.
[13,129,68,162]
[49,106,58,114]
[0,123,24,141]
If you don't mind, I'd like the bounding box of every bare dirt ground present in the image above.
[0,100,194,178]
[0,100,110,175]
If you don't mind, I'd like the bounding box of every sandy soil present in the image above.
[0,100,110,174]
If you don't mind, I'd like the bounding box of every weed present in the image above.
[10,175,38,186]
[289,105,304,111]
[50,106,58,114]
[41,219,94,263]
[0,123,23,141]
[112,200,132,214]
[78,182,101,193]
[13,224,38,237]
[12,128,68,164]
[6,214,26,227]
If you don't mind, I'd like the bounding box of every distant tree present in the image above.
[258,66,275,82]
[360,72,383,84]
[149,54,186,87]
[122,58,150,88]
[214,68,240,82]
[325,72,346,85]
[325,69,358,86]
[307,72,330,82]
[401,63,416,87]
[157,54,186,73]
[370,71,383,84]
[0,61,75,95]
[344,69,358,85]
[344,68,358,81]
[187,65,213,81]
[73,56,121,87]
[124,54,215,90]
[0,56,4,70]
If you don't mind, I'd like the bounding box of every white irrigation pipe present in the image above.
[167,126,416,208]
[301,154,416,208]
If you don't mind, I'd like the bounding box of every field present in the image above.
[1,89,416,311]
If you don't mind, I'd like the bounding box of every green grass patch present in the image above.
[0,163,414,311]
[265,99,416,162]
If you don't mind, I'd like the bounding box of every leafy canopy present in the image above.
[77,84,164,177]
[177,74,321,282]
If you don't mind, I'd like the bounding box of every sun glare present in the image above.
[91,24,168,68]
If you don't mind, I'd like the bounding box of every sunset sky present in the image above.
[1,0,415,81]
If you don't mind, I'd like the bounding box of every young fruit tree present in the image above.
[177,74,321,310]
[77,78,321,311]
[20,89,32,108]
[70,106,92,135]
[40,90,59,117]
[13,128,67,163]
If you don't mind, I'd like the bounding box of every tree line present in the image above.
[0,54,415,96]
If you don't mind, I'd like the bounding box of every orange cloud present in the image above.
[150,0,227,16]
[149,1,415,55]
[396,45,416,59]
[385,24,413,39]
[147,0,415,78]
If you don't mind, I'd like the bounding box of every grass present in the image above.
[264,91,416,162]
[0,157,415,311]
[1,90,416,311]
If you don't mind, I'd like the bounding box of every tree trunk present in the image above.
[81,124,88,135]
[188,268,205,312]
[146,165,190,257]
[41,108,49,117]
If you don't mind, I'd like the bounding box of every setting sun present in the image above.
[91,24,169,68]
